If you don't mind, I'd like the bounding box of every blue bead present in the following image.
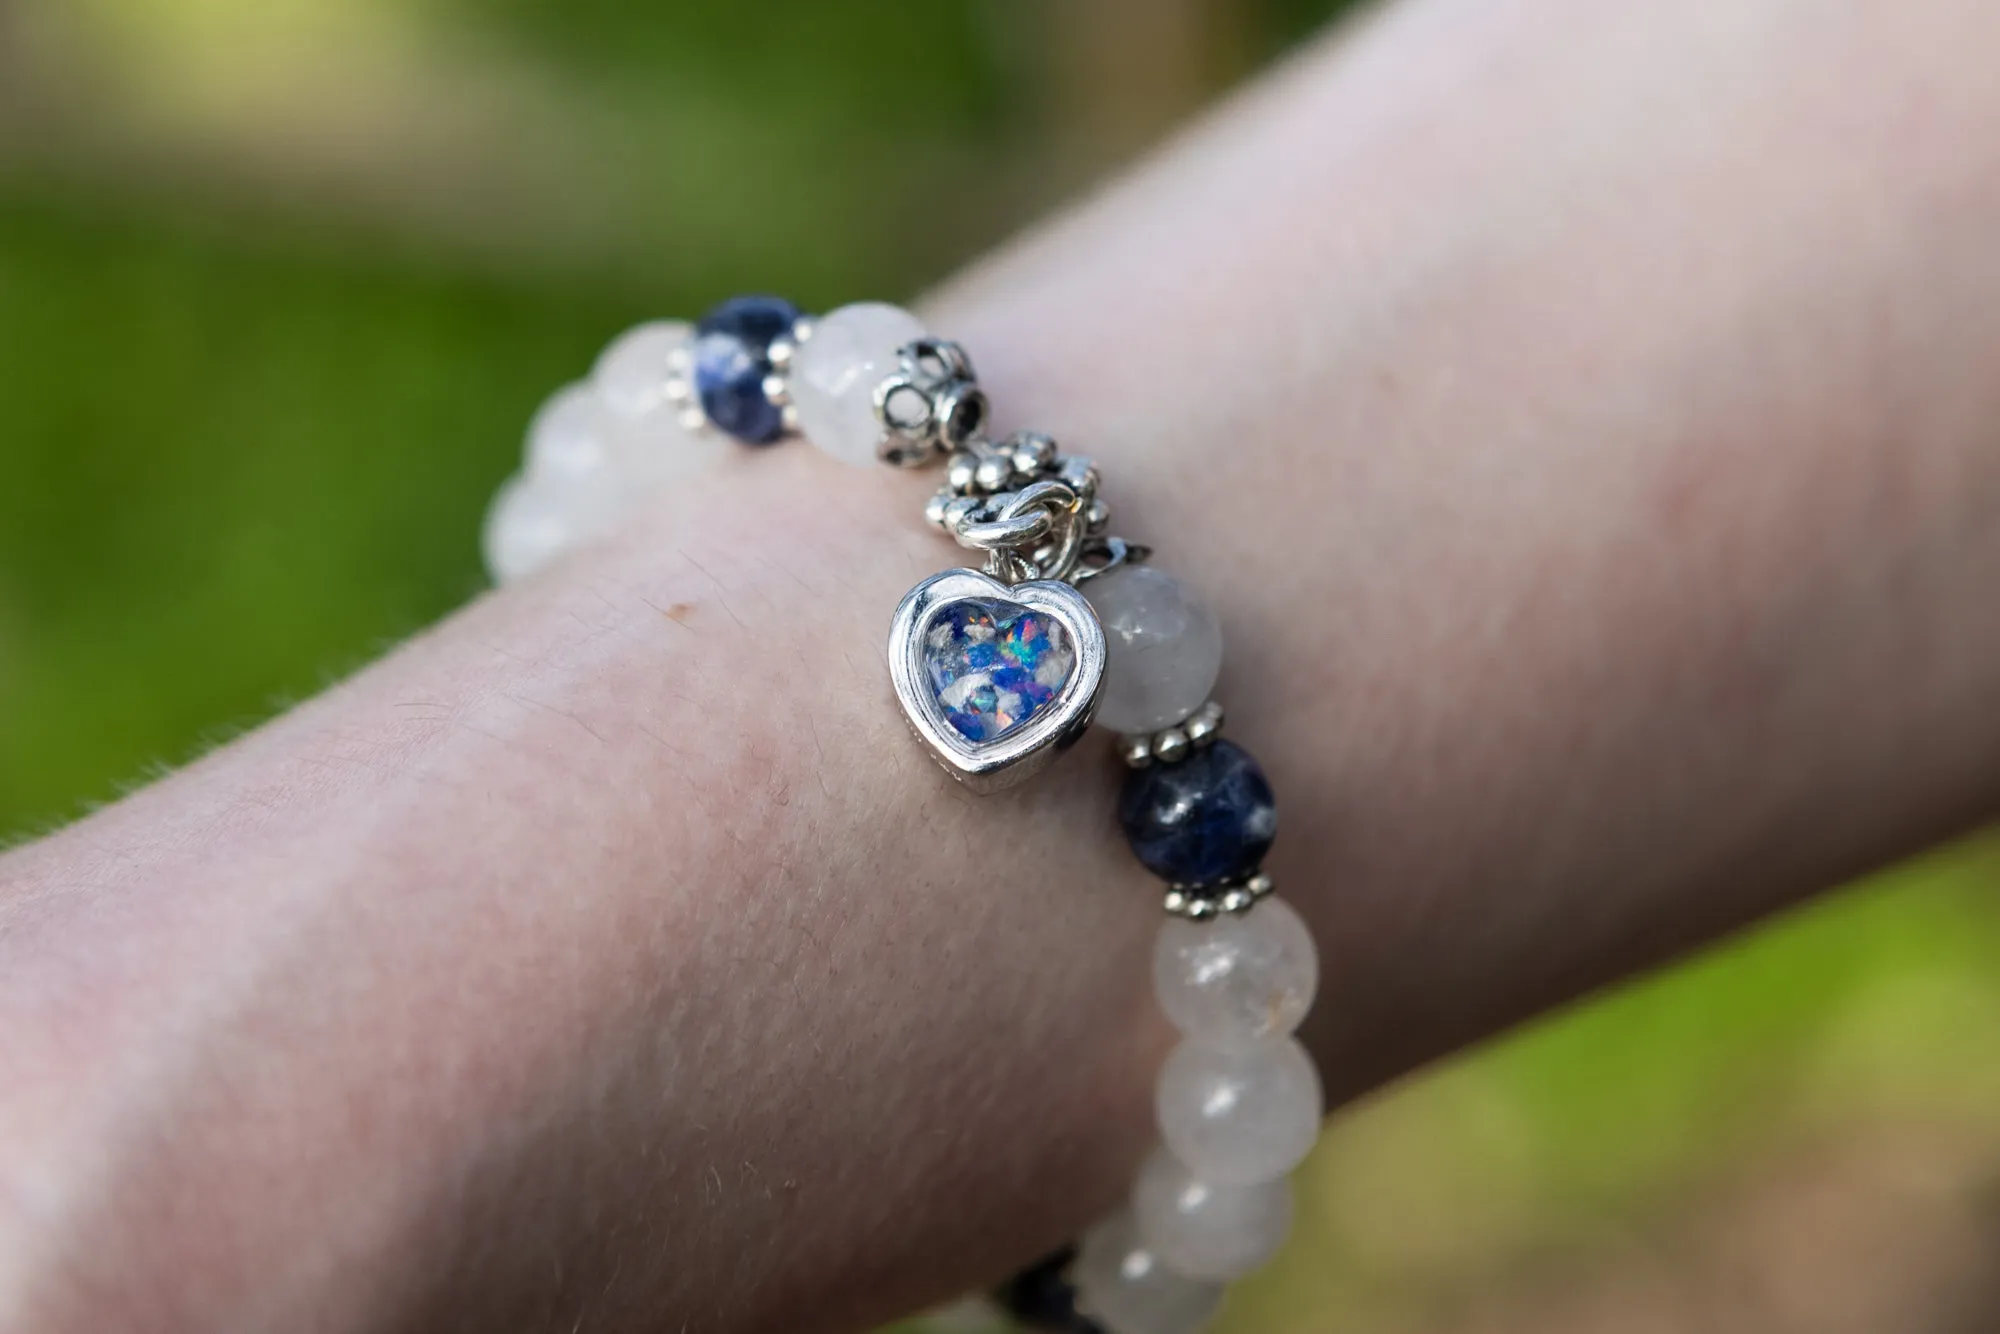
[696,294,800,347]
[691,294,801,445]
[692,331,785,443]
[1119,738,1277,886]
[993,1247,1106,1334]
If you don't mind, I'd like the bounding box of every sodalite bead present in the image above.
[1119,739,1276,886]
[1084,566,1223,735]
[791,301,927,466]
[692,294,799,444]
[1153,897,1317,1050]
[924,598,1075,743]
[1132,1147,1294,1281]
[1073,1212,1225,1334]
[993,1246,1107,1334]
[696,293,798,350]
[1156,1037,1323,1185]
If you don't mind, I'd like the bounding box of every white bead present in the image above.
[1133,1148,1293,1281]
[1156,1037,1323,1185]
[528,377,732,501]
[525,382,618,485]
[486,387,643,585]
[1083,565,1223,734]
[1154,898,1317,1050]
[606,406,735,489]
[483,474,586,584]
[790,301,926,466]
[591,320,689,422]
[1073,1211,1225,1334]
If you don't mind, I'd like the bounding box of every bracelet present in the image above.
[484,296,1323,1334]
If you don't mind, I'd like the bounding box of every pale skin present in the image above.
[8,0,2000,1329]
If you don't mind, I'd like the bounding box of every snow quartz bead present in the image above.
[790,301,929,466]
[1061,895,1320,1333]
[482,474,585,587]
[483,383,626,585]
[1131,1148,1294,1282]
[1084,564,1224,735]
[1073,1212,1225,1334]
[1156,1034,1323,1186]
[592,319,689,422]
[482,322,737,586]
[1153,896,1317,1051]
[590,319,736,487]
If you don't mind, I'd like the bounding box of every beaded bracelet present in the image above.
[484,296,1323,1334]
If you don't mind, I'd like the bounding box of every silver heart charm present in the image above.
[887,568,1106,793]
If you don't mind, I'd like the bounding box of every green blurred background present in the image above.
[4,3,1999,1330]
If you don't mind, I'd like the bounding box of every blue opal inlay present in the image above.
[692,294,800,445]
[1118,738,1277,886]
[923,598,1076,744]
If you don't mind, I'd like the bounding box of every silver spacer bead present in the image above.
[1161,869,1275,921]
[972,452,1013,494]
[664,344,700,430]
[923,490,953,530]
[1055,454,1100,495]
[1007,430,1059,477]
[1183,700,1225,747]
[945,450,980,494]
[1163,889,1224,921]
[1120,701,1222,771]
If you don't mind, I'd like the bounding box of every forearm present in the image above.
[9,0,2000,1330]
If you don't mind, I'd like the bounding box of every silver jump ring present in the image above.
[1008,480,1090,584]
[951,480,1090,584]
[953,507,1053,552]
[950,479,1078,561]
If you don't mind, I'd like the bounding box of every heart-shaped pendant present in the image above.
[888,568,1106,792]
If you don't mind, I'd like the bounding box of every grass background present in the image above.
[3,3,1998,1329]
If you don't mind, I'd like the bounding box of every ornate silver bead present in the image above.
[874,338,988,468]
